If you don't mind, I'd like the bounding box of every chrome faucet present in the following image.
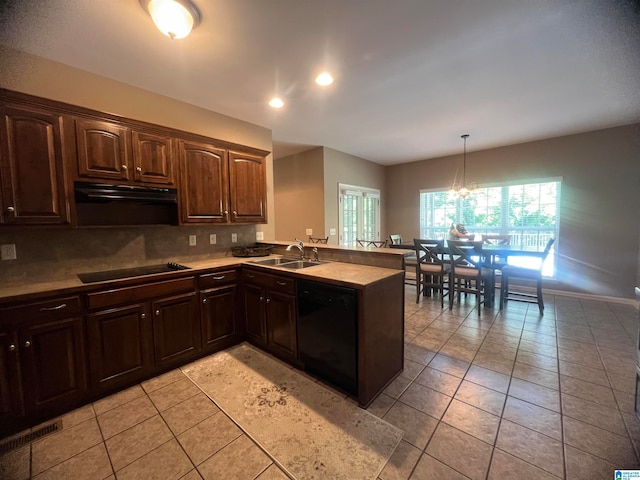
[286,239,305,260]
[312,247,319,262]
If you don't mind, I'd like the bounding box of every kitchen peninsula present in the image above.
[0,253,404,436]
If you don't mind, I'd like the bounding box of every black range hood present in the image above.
[74,182,179,226]
[74,181,177,204]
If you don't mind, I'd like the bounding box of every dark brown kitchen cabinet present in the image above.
[75,118,175,186]
[228,151,267,223]
[178,139,228,224]
[86,303,153,394]
[199,269,241,353]
[241,269,297,362]
[85,276,197,393]
[0,296,87,435]
[131,130,175,185]
[75,118,131,182]
[0,102,72,225]
[152,291,200,369]
[178,141,267,225]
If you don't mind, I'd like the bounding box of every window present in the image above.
[339,184,381,247]
[420,179,560,276]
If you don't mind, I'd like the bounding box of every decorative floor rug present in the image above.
[181,343,403,480]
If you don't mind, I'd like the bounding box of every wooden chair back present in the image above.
[308,236,328,244]
[389,234,403,245]
[481,234,510,246]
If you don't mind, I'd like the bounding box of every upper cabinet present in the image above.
[228,151,267,224]
[75,118,175,186]
[179,141,267,225]
[0,102,72,225]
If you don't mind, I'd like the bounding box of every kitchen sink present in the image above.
[250,257,295,266]
[249,258,327,269]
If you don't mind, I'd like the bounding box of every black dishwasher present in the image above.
[297,280,358,395]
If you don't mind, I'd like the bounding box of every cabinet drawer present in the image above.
[198,269,238,289]
[87,277,195,310]
[242,269,295,295]
[0,296,83,323]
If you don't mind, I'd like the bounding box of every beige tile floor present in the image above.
[1,285,639,479]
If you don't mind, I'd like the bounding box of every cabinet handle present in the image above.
[233,210,237,218]
[224,210,228,218]
[6,206,15,213]
[121,164,128,170]
[213,275,225,280]
[136,166,142,172]
[155,310,160,316]
[259,296,264,301]
[141,313,146,319]
[276,281,287,286]
[202,298,207,303]
[266,298,271,303]
[39,303,67,312]
[247,274,255,279]
[24,340,31,348]
[8,344,16,352]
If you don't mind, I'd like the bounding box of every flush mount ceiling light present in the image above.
[268,97,284,108]
[447,134,478,199]
[315,72,334,86]
[140,0,201,39]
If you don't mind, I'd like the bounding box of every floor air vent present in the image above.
[0,420,62,455]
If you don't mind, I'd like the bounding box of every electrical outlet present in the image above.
[256,231,264,241]
[1,244,17,260]
[209,234,217,245]
[231,233,238,243]
[330,228,336,236]
[305,228,313,235]
[189,235,197,246]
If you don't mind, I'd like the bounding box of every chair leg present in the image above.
[537,278,544,314]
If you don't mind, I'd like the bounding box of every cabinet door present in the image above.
[178,140,229,224]
[0,330,22,423]
[244,283,267,344]
[228,151,266,223]
[76,118,131,181]
[87,304,153,393]
[266,290,297,360]
[152,292,200,369]
[19,317,86,414]
[0,103,71,225]
[132,130,175,185]
[201,285,238,353]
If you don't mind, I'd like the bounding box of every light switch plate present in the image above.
[209,234,216,244]
[330,228,336,236]
[231,233,238,243]
[305,228,313,235]
[1,244,17,260]
[256,231,264,241]
[189,235,197,246]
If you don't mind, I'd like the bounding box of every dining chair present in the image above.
[389,234,403,246]
[308,236,328,244]
[414,239,450,307]
[356,239,387,247]
[500,238,555,315]
[447,239,493,315]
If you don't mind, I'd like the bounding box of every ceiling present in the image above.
[1,0,639,165]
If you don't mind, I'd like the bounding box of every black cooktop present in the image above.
[77,262,190,284]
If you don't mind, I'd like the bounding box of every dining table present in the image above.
[390,240,548,308]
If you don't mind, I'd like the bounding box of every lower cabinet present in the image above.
[86,303,154,394]
[199,269,241,353]
[242,269,297,362]
[0,296,87,435]
[85,277,198,394]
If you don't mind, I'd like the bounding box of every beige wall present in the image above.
[387,124,640,300]
[322,147,387,244]
[273,147,325,242]
[0,45,276,240]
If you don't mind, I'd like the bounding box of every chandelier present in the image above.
[447,134,478,199]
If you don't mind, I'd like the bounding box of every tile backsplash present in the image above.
[0,225,257,286]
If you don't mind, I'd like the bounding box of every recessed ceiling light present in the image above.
[269,97,284,108]
[315,72,334,86]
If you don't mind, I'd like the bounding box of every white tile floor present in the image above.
[1,285,639,479]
